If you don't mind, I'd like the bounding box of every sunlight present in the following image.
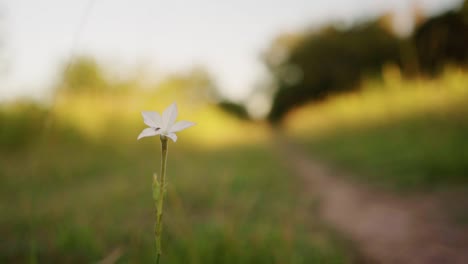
[284,68,468,137]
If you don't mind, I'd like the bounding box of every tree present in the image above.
[264,18,402,122]
[58,56,107,92]
[413,0,468,75]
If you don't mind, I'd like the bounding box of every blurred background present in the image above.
[1,0,467,263]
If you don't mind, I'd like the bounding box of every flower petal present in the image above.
[165,132,177,142]
[170,120,196,133]
[142,111,162,128]
[162,103,178,129]
[137,127,160,140]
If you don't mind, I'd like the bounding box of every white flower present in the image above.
[137,103,195,142]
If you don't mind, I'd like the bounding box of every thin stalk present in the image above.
[155,136,168,264]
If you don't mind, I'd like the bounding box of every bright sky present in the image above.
[0,0,462,102]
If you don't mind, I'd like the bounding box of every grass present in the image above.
[0,98,352,263]
[5,66,466,262]
[299,108,468,190]
[285,67,468,191]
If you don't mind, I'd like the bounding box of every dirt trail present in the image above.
[278,140,468,264]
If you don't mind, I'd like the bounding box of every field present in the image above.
[285,68,468,191]
[1,68,468,263]
[0,94,351,263]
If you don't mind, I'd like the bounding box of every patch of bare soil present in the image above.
[278,140,468,264]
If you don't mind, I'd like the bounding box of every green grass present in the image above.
[301,108,468,190]
[0,120,352,263]
[285,68,468,191]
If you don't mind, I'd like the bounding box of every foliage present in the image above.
[217,100,251,120]
[413,0,468,75]
[57,56,108,93]
[265,18,402,122]
[265,1,468,122]
[0,101,49,151]
[153,68,217,106]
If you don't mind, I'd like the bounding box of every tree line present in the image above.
[265,1,468,122]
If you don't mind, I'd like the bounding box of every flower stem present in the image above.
[155,136,168,264]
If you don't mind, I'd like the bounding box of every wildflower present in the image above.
[138,103,195,142]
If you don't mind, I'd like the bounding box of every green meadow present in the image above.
[285,68,468,191]
[1,68,467,262]
[0,92,351,263]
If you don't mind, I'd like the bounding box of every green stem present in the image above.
[155,136,168,264]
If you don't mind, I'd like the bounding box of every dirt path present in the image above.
[278,139,468,264]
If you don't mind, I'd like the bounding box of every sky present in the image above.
[0,0,462,102]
